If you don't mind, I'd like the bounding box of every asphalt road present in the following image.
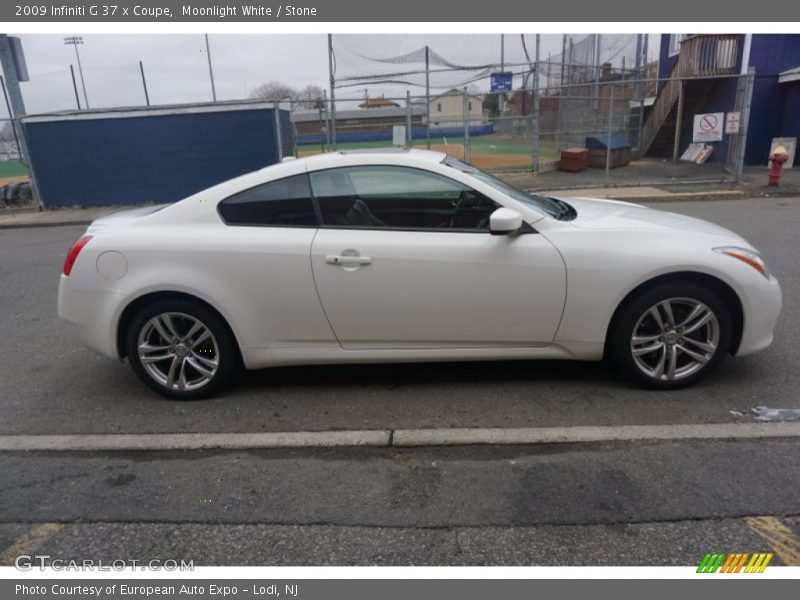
[0,197,798,435]
[1,196,800,566]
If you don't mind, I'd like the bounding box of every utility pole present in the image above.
[63,36,89,109]
[204,34,217,102]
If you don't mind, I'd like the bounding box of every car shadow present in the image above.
[233,358,621,391]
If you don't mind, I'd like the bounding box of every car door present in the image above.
[309,165,566,349]
[213,173,337,349]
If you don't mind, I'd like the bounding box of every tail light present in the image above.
[63,235,93,276]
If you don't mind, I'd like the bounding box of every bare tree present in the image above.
[249,81,297,102]
[0,121,16,143]
[294,85,326,109]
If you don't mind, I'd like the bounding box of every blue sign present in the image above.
[490,72,513,92]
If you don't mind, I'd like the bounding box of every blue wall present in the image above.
[745,35,800,165]
[296,124,495,146]
[658,34,800,165]
[24,106,291,207]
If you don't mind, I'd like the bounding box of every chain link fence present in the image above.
[290,69,754,184]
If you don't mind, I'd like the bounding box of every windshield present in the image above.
[442,156,575,220]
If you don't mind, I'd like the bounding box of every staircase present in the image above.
[639,34,739,157]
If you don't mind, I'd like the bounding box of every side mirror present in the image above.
[489,207,523,235]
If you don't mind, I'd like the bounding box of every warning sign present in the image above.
[693,112,724,143]
[725,112,741,134]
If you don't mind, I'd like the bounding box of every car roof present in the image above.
[299,148,447,171]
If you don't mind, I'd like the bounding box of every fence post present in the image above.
[425,45,431,150]
[672,79,684,162]
[605,83,613,187]
[735,68,755,181]
[327,34,337,150]
[406,90,412,149]
[463,88,470,163]
[273,100,284,161]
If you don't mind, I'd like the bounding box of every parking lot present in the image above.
[1,196,800,565]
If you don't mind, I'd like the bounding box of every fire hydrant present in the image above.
[768,145,789,186]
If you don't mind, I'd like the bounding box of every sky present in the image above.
[3,34,331,116]
[1,34,660,118]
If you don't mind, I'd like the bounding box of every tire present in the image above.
[609,282,733,389]
[125,299,237,400]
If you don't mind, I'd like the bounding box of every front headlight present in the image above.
[713,246,771,279]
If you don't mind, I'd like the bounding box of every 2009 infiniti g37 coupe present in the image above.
[58,149,782,399]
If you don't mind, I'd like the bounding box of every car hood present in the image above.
[554,196,749,243]
[86,204,168,234]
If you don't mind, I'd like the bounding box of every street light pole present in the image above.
[63,36,89,109]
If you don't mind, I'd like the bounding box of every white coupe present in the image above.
[58,149,782,399]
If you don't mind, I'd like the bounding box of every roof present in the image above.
[358,97,400,108]
[778,66,800,84]
[291,105,425,123]
[300,148,447,168]
[585,135,632,150]
[20,99,283,124]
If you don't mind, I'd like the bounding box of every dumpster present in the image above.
[585,134,632,168]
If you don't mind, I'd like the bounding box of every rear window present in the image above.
[218,174,317,227]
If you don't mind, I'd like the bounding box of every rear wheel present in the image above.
[609,283,732,389]
[125,299,237,399]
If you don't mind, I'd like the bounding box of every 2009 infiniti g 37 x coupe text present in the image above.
[58,149,782,399]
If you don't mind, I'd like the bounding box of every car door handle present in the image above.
[325,255,372,266]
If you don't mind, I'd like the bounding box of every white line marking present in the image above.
[1,423,799,452]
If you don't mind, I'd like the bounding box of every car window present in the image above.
[309,166,499,231]
[218,174,317,227]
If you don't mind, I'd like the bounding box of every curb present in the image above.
[2,422,800,452]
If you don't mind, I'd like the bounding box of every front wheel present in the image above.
[125,299,237,400]
[609,283,733,389]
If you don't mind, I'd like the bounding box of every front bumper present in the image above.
[735,274,782,356]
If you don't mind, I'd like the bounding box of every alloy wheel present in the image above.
[136,312,220,391]
[630,297,720,382]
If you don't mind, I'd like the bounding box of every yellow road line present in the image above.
[0,523,65,566]
[745,516,800,566]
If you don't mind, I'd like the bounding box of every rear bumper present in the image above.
[735,275,782,356]
[58,275,124,360]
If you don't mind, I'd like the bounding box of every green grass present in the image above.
[297,134,535,154]
[0,160,28,178]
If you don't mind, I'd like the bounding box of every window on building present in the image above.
[468,101,473,111]
[309,166,499,231]
[218,174,317,227]
[669,34,688,57]
[437,103,442,112]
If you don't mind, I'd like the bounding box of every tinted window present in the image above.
[309,166,498,230]
[218,174,317,227]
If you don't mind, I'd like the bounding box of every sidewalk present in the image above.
[0,206,119,230]
[499,159,800,202]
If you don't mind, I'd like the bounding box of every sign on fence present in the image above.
[725,112,741,134]
[490,72,513,92]
[693,112,724,143]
